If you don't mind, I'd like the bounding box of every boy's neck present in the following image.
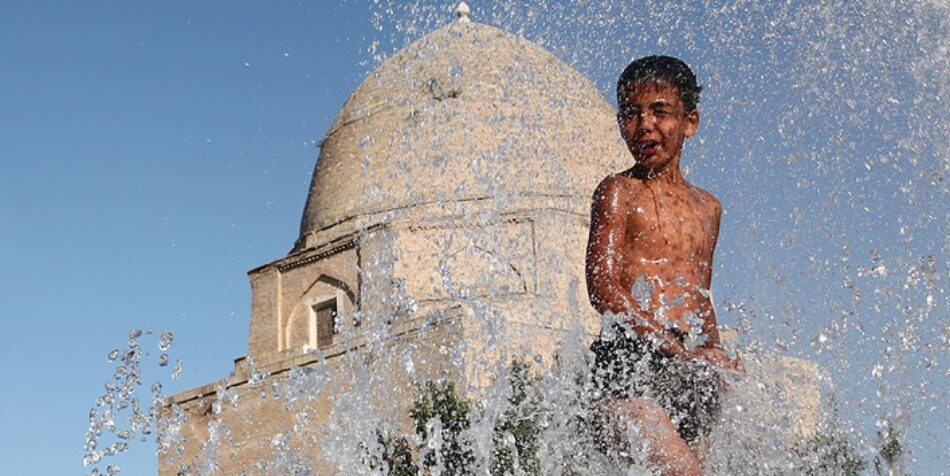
[628,156,686,185]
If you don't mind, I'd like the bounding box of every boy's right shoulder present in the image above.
[593,173,647,199]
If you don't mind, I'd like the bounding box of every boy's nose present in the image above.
[637,115,657,131]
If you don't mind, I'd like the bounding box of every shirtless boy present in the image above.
[586,56,740,475]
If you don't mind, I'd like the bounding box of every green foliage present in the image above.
[372,361,544,476]
[360,430,413,475]
[410,380,476,475]
[378,433,416,476]
[490,360,543,476]
[791,432,867,476]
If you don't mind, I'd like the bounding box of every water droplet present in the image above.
[158,330,175,351]
[171,359,183,380]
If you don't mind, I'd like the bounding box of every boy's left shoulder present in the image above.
[688,184,722,212]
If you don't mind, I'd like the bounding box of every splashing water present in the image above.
[86,1,946,474]
[84,330,180,475]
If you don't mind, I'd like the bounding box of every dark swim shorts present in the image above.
[590,325,723,442]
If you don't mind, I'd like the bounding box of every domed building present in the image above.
[160,11,820,474]
[261,14,630,365]
[161,14,632,474]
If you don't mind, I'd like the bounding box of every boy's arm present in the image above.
[693,199,741,371]
[586,177,638,315]
[586,177,689,357]
[700,199,723,349]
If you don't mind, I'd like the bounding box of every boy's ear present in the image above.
[684,109,700,138]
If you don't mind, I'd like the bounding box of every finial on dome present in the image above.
[456,2,471,23]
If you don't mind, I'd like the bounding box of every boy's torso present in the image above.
[615,175,720,333]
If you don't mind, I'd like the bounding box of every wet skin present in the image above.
[587,81,740,476]
[587,81,738,366]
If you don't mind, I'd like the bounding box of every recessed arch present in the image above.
[282,273,357,352]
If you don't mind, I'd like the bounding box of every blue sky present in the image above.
[1,1,946,474]
[1,2,377,473]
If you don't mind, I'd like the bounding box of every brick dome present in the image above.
[297,21,629,249]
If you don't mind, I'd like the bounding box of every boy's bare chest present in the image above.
[627,189,716,254]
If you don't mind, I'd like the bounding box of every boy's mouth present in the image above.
[637,140,659,156]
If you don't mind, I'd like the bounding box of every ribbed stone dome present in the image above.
[298,21,629,246]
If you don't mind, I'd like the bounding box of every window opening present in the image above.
[312,300,338,348]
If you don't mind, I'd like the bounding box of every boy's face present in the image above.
[617,81,699,172]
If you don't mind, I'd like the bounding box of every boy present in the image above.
[586,56,740,476]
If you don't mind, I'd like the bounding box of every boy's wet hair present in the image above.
[617,56,702,113]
